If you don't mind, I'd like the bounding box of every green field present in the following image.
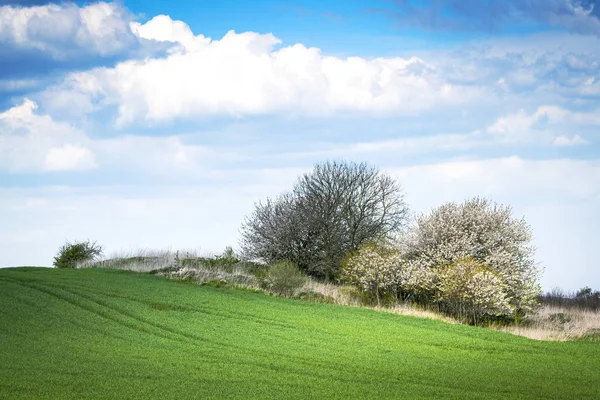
[1,268,598,399]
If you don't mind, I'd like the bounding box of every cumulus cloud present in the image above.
[42,15,488,125]
[0,99,97,172]
[0,1,171,91]
[375,0,600,35]
[486,105,598,144]
[0,1,59,5]
[0,2,138,59]
[0,98,235,176]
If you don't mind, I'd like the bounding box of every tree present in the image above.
[402,197,541,317]
[240,161,409,280]
[53,240,103,269]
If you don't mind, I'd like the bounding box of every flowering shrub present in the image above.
[403,197,542,318]
[341,243,402,306]
[436,258,513,324]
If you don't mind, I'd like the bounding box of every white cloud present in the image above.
[130,14,210,52]
[44,144,97,171]
[0,99,95,172]
[553,134,588,146]
[486,105,597,144]
[0,2,139,59]
[43,15,487,126]
[392,157,600,212]
[0,99,237,175]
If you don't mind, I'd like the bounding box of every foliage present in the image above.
[240,160,409,280]
[402,197,542,318]
[53,240,103,269]
[261,260,306,297]
[1,267,599,399]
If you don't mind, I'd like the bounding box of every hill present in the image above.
[1,267,599,399]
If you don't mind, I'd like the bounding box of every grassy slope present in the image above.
[0,268,598,400]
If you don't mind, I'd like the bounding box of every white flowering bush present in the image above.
[403,197,542,318]
[341,242,438,305]
[436,258,513,324]
[341,243,402,306]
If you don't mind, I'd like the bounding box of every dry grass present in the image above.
[302,278,457,323]
[494,305,600,341]
[77,249,210,272]
[156,265,258,288]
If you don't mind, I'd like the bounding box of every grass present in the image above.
[1,267,598,399]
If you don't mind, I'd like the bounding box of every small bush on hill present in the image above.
[54,240,103,269]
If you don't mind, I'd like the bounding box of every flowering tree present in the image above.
[403,197,542,317]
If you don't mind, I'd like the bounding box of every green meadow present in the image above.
[1,267,598,399]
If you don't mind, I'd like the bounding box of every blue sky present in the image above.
[1,0,599,291]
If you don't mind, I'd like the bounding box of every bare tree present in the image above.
[240,161,409,280]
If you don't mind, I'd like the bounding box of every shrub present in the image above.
[341,242,437,306]
[342,244,523,324]
[53,240,103,269]
[436,258,513,324]
[341,243,403,306]
[262,260,306,297]
[403,197,542,318]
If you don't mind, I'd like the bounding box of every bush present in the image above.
[403,197,542,318]
[262,260,306,297]
[341,242,403,306]
[53,240,103,269]
[436,258,513,324]
[341,242,437,306]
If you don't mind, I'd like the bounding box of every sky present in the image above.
[0,0,599,292]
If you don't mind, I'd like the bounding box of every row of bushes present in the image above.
[539,287,600,311]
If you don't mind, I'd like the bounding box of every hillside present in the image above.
[1,267,599,399]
